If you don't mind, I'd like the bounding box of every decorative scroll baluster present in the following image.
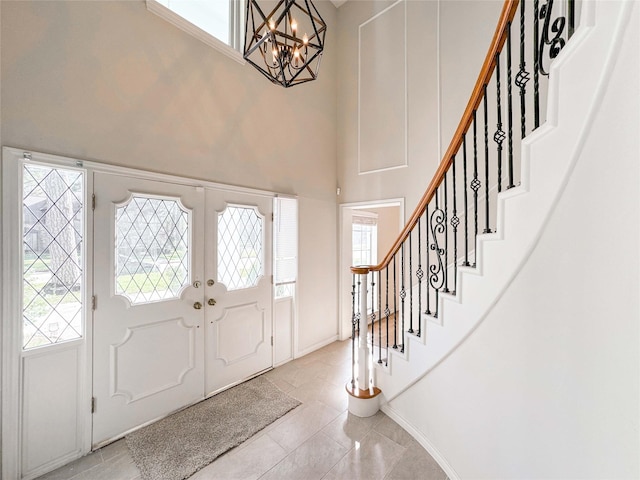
[483,87,492,234]
[443,171,450,293]
[516,0,530,140]
[416,216,423,336]
[400,242,406,353]
[471,111,481,266]
[495,53,505,192]
[430,188,446,318]
[462,135,470,267]
[507,25,515,189]
[451,156,459,294]
[539,0,569,76]
[408,232,414,334]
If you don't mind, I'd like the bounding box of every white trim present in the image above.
[358,0,408,176]
[2,151,23,480]
[381,403,459,480]
[295,334,338,359]
[145,0,246,65]
[2,147,277,199]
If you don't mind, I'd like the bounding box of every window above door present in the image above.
[146,0,245,63]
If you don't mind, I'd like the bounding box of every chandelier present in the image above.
[244,0,327,88]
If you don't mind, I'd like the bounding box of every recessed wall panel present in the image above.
[359,1,407,174]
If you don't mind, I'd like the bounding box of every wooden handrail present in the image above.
[351,0,520,275]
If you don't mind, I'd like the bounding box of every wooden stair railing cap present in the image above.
[349,0,520,276]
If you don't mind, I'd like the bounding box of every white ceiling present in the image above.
[330,0,348,8]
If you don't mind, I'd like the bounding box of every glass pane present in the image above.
[23,164,84,350]
[218,205,263,290]
[166,0,231,45]
[115,195,191,305]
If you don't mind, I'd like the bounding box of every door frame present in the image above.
[1,147,281,479]
[338,198,405,341]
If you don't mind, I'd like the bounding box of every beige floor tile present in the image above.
[259,432,348,480]
[321,410,385,450]
[266,401,342,452]
[384,442,447,480]
[36,451,105,480]
[323,430,406,480]
[373,415,415,447]
[72,453,139,480]
[190,434,288,480]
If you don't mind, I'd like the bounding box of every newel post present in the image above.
[346,266,381,417]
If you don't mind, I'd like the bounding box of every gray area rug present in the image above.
[126,375,301,480]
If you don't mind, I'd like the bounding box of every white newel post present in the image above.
[347,268,381,417]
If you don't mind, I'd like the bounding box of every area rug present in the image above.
[126,375,301,480]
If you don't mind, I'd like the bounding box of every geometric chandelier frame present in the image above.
[244,0,327,88]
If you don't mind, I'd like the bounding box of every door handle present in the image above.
[193,302,203,310]
[208,298,216,306]
[207,279,215,286]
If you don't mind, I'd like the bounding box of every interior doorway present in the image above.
[338,199,404,340]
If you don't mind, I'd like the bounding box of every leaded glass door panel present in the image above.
[92,173,205,447]
[204,189,273,395]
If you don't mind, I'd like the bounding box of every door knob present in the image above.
[193,302,203,310]
[208,298,216,306]
[207,279,215,286]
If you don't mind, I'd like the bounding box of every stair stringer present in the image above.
[373,0,625,403]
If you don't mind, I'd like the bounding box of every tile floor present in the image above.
[38,339,447,480]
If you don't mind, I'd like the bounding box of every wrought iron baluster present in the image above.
[507,24,515,189]
[416,216,423,336]
[451,155,459,295]
[516,0,530,140]
[425,205,431,315]
[483,87,492,234]
[568,0,575,38]
[408,231,414,334]
[378,270,382,364]
[393,254,398,349]
[495,52,505,192]
[400,242,405,353]
[384,265,389,365]
[534,0,540,129]
[443,171,450,293]
[370,272,375,356]
[471,110,481,267]
[462,135,470,267]
[351,274,356,388]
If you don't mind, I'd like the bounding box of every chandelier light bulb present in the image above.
[302,33,308,45]
[291,19,298,34]
[269,19,276,31]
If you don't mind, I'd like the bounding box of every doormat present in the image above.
[126,375,301,480]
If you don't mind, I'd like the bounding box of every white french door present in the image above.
[92,173,206,446]
[204,189,273,395]
[91,174,274,446]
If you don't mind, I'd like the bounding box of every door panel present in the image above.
[205,190,273,395]
[92,173,205,446]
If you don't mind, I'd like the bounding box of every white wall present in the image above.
[0,0,339,356]
[337,0,502,218]
[388,2,640,477]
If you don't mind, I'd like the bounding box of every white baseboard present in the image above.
[295,335,339,358]
[381,403,460,480]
